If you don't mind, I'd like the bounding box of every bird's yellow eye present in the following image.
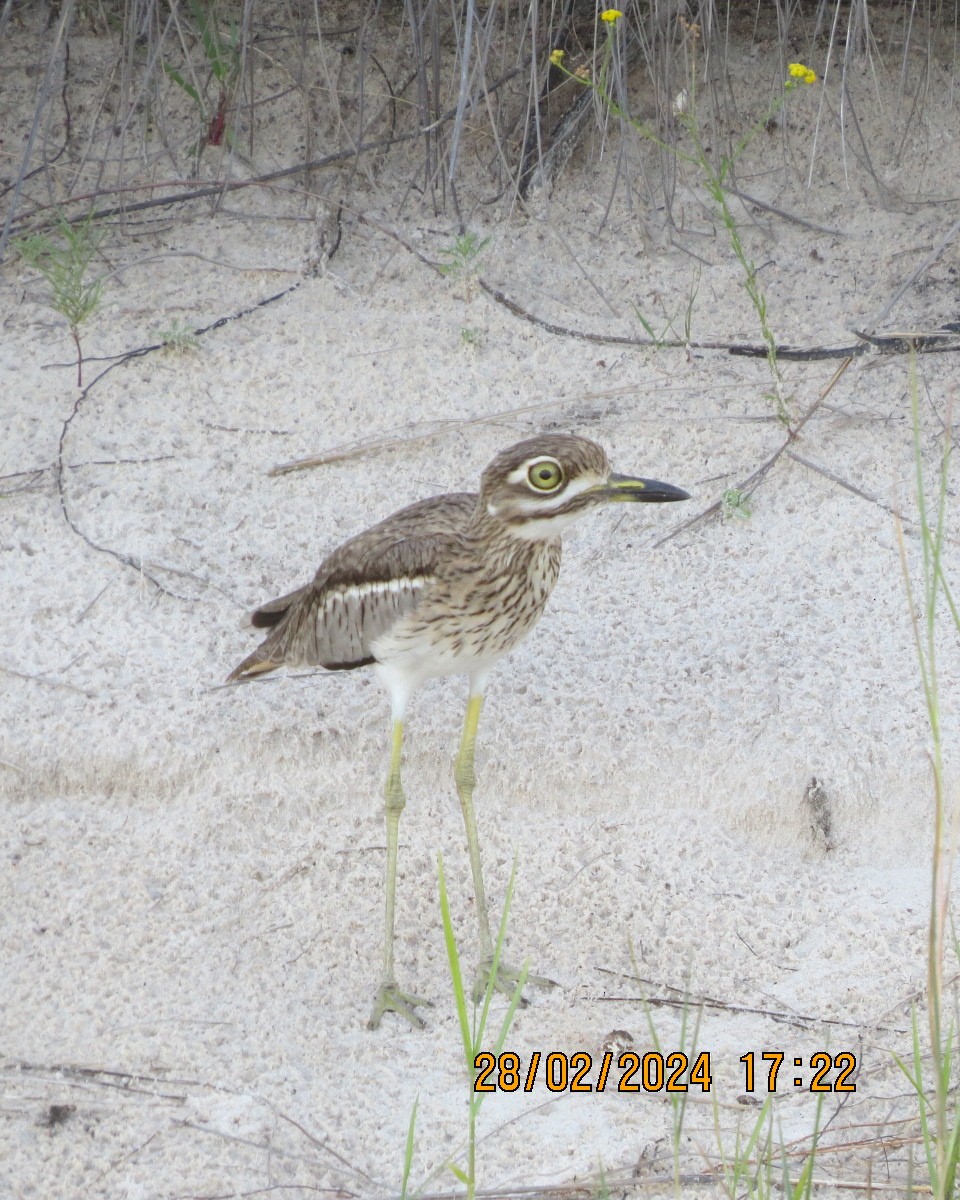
[527,459,564,492]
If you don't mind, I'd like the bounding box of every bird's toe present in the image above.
[368,983,433,1030]
[472,957,558,1006]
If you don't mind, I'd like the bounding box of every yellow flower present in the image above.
[787,62,817,84]
[600,8,623,23]
[549,48,565,66]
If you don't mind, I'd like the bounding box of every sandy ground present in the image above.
[4,11,960,1199]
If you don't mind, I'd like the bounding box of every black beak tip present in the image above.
[606,473,691,503]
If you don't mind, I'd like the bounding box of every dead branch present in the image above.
[654,357,853,546]
[52,283,304,599]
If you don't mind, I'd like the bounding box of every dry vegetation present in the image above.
[5,2,960,1197]
[2,0,956,245]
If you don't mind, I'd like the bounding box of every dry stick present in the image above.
[0,665,93,698]
[870,215,960,332]
[54,377,185,599]
[268,381,762,476]
[7,146,405,230]
[266,1104,380,1186]
[728,187,845,235]
[0,0,76,257]
[842,82,904,215]
[479,279,875,360]
[517,0,568,196]
[481,280,960,362]
[0,42,74,206]
[271,402,842,480]
[0,456,175,482]
[653,356,853,547]
[270,397,624,475]
[599,989,872,1031]
[479,278,732,351]
[0,0,14,41]
[12,1061,179,1091]
[53,281,305,599]
[599,968,897,1033]
[8,60,532,234]
[176,1118,372,1185]
[416,1174,911,1200]
[786,450,960,546]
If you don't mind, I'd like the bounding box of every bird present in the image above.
[228,433,690,1028]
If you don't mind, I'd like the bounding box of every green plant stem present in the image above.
[70,328,83,388]
[895,352,960,1199]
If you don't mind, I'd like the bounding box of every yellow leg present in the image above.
[454,694,494,960]
[454,692,557,1003]
[368,719,431,1030]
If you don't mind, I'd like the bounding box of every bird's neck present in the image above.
[466,497,565,548]
[472,490,591,545]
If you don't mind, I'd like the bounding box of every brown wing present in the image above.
[228,492,476,680]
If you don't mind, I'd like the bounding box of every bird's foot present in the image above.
[368,982,433,1030]
[472,956,558,1006]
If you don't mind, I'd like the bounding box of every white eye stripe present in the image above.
[559,474,603,500]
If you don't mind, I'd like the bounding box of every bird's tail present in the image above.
[227,648,283,682]
[227,584,316,682]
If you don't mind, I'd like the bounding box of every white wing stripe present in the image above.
[326,574,432,603]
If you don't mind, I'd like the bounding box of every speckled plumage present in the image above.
[227,433,689,1028]
[229,435,607,690]
[229,492,479,676]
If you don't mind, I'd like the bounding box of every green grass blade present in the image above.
[399,1095,419,1200]
[476,857,518,1042]
[162,63,201,105]
[438,854,472,1063]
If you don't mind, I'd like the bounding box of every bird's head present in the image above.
[478,434,690,540]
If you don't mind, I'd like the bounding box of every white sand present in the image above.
[3,12,960,1198]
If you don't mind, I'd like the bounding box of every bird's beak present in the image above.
[599,473,691,503]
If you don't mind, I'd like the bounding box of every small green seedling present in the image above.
[17,213,106,387]
[157,318,200,354]
[438,232,490,281]
[721,487,753,522]
[398,1094,419,1200]
[632,267,700,347]
[437,853,526,1200]
[460,326,482,349]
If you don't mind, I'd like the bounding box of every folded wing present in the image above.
[228,492,476,679]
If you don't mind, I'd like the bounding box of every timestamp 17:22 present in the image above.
[741,1051,857,1093]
